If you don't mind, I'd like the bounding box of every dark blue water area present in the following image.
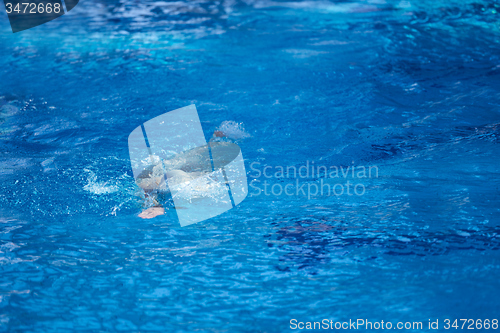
[1,0,500,331]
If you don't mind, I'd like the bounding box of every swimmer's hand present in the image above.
[213,130,226,138]
[138,206,165,219]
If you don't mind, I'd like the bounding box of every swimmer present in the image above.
[137,126,245,219]
[137,163,206,219]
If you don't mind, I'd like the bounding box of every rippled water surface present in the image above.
[1,0,500,331]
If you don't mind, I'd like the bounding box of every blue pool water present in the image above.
[1,0,500,331]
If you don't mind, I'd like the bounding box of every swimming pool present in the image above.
[1,0,500,331]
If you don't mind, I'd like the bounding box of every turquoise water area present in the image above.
[0,0,500,331]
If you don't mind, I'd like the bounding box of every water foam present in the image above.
[83,169,119,195]
[217,121,250,140]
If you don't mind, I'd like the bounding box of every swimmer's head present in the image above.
[136,163,165,191]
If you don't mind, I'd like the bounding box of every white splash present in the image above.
[83,169,119,195]
[217,121,250,140]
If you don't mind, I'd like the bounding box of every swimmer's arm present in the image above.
[138,192,165,219]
